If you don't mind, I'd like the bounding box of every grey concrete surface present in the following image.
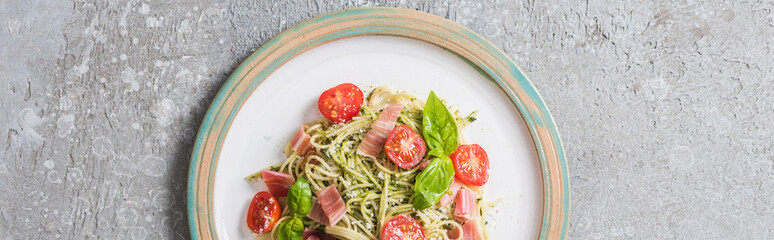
[1,0,773,239]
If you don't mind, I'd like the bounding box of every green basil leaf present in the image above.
[278,217,304,240]
[422,91,459,156]
[287,177,312,216]
[427,148,444,158]
[413,156,455,210]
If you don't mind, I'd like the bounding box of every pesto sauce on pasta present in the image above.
[251,86,492,240]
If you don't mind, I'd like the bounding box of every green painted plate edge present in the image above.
[187,7,570,240]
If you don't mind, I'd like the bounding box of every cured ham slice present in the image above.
[260,170,294,198]
[454,188,477,222]
[290,125,313,155]
[447,220,483,240]
[463,221,484,240]
[317,185,347,227]
[439,178,462,207]
[462,221,484,240]
[307,200,330,226]
[356,104,403,158]
[303,229,336,240]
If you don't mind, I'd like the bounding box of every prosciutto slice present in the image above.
[454,188,477,222]
[290,125,313,155]
[439,178,462,207]
[447,220,483,240]
[356,104,403,158]
[261,170,294,198]
[307,200,330,226]
[303,229,336,240]
[317,185,347,227]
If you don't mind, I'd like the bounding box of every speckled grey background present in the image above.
[1,0,772,239]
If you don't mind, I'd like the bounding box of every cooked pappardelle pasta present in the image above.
[245,84,497,240]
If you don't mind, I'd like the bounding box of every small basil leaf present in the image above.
[278,217,304,240]
[287,177,312,216]
[413,156,455,210]
[413,193,432,210]
[427,148,444,158]
[422,91,459,156]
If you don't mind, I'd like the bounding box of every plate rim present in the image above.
[188,7,570,240]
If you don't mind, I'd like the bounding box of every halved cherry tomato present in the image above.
[384,125,427,169]
[450,144,490,186]
[246,191,281,234]
[318,83,364,123]
[381,215,425,240]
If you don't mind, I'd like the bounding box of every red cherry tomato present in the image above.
[450,144,490,186]
[381,215,425,240]
[246,191,281,234]
[317,83,364,123]
[384,125,427,169]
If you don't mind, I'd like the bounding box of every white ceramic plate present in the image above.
[213,36,542,239]
[189,7,569,240]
